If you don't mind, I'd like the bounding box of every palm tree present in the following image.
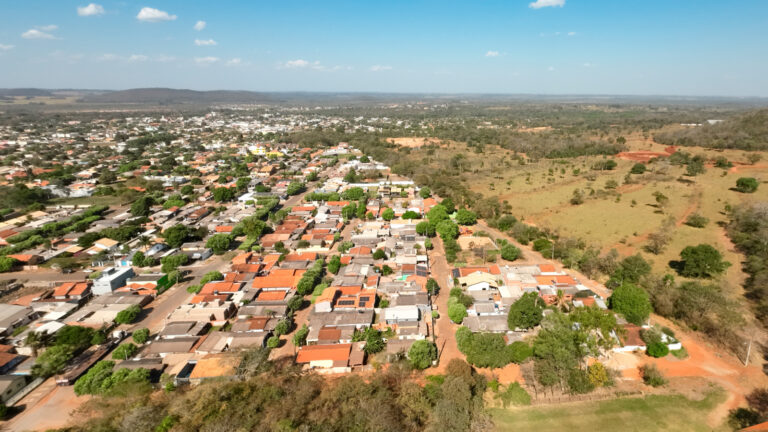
[554,289,571,313]
[25,331,52,357]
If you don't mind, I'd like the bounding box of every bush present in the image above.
[112,343,138,360]
[587,362,610,387]
[267,336,280,349]
[684,213,709,228]
[567,368,595,394]
[500,243,521,261]
[630,163,646,174]
[728,408,762,430]
[114,305,141,325]
[641,364,667,387]
[448,302,467,324]
[206,234,234,255]
[646,341,669,358]
[508,341,533,364]
[132,328,150,344]
[408,340,437,370]
[736,177,759,193]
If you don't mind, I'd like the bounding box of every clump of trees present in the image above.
[736,177,759,193]
[456,327,531,368]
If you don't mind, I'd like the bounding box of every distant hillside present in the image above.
[78,88,278,105]
[655,108,768,151]
[0,88,55,97]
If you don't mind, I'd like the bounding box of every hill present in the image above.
[78,88,279,105]
[655,108,768,150]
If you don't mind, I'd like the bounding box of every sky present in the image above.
[0,0,767,96]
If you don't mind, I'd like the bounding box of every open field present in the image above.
[490,387,728,432]
[385,137,443,148]
[0,95,80,105]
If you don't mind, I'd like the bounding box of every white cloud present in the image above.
[97,53,118,61]
[37,25,58,31]
[77,3,105,16]
[226,58,242,66]
[194,39,217,46]
[194,20,206,31]
[583,62,592,67]
[370,65,392,71]
[568,31,577,36]
[529,0,565,9]
[485,51,499,57]
[21,29,56,40]
[136,7,176,22]
[547,66,555,71]
[284,59,309,68]
[195,56,219,64]
[128,54,149,62]
[0,44,14,51]
[155,55,176,62]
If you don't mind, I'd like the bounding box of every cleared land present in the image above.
[490,387,727,432]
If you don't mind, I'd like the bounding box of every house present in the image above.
[0,375,26,403]
[382,305,420,325]
[458,272,499,292]
[0,304,37,336]
[92,267,135,295]
[296,343,352,371]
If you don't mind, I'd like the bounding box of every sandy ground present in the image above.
[3,380,88,432]
[385,137,442,148]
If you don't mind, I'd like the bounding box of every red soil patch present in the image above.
[616,145,677,162]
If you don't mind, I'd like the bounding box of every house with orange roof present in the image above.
[52,281,91,301]
[296,343,356,372]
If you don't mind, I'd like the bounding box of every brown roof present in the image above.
[296,343,351,363]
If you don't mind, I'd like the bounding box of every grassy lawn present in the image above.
[489,389,728,432]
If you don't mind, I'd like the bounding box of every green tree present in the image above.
[292,324,309,347]
[448,302,468,324]
[130,196,153,217]
[500,243,521,261]
[0,256,18,273]
[455,209,477,225]
[132,328,150,344]
[736,177,759,193]
[610,282,652,325]
[115,305,141,324]
[381,208,395,221]
[408,340,437,370]
[373,248,387,260]
[419,187,431,199]
[679,244,730,278]
[415,221,435,237]
[426,278,440,296]
[162,224,190,248]
[286,181,305,196]
[112,343,138,360]
[160,254,188,273]
[206,234,233,255]
[213,186,236,202]
[630,163,646,174]
[508,292,545,330]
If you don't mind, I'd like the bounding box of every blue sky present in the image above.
[1,0,767,96]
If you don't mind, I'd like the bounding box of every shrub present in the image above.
[114,305,141,325]
[267,336,280,349]
[646,341,669,358]
[679,244,730,278]
[507,292,545,330]
[112,343,138,360]
[630,163,646,174]
[408,340,437,370]
[448,302,467,324]
[132,328,150,344]
[587,362,610,387]
[500,243,521,261]
[684,213,709,228]
[641,364,667,387]
[455,209,477,225]
[736,177,759,193]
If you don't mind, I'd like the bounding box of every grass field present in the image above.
[490,389,728,432]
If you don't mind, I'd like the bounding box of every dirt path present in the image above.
[4,381,89,432]
[729,163,768,174]
[429,237,464,372]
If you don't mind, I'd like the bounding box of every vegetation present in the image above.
[407,340,438,370]
[678,244,730,278]
[609,282,652,325]
[507,292,545,330]
[456,327,531,368]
